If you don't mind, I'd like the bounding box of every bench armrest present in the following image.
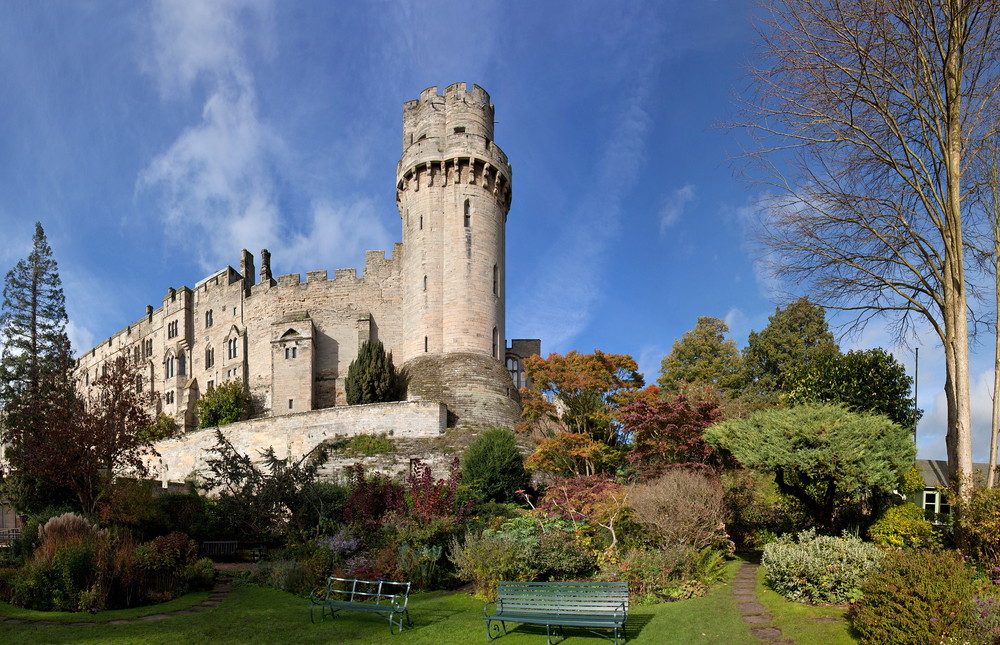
[390,592,409,613]
[483,598,501,618]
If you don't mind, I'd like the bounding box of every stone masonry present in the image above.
[75,83,539,448]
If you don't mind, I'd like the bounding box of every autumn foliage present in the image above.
[621,386,726,477]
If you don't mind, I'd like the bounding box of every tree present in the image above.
[200,429,331,541]
[621,386,727,477]
[518,350,645,447]
[657,317,743,393]
[195,379,250,428]
[0,222,77,512]
[345,339,398,405]
[741,297,838,396]
[70,352,159,514]
[5,352,159,515]
[972,133,1000,487]
[0,222,70,403]
[785,348,922,429]
[461,427,530,503]
[731,0,1000,499]
[704,403,916,531]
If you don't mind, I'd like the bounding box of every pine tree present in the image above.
[0,222,71,403]
[345,340,398,405]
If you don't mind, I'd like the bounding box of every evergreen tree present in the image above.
[345,340,398,405]
[658,316,743,393]
[741,297,839,396]
[0,222,70,403]
[462,427,530,503]
[0,222,77,512]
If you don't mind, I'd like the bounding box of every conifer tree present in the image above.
[0,222,77,512]
[345,340,398,405]
[0,222,71,403]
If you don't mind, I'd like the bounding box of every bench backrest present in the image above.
[323,577,411,606]
[201,540,238,556]
[497,581,629,617]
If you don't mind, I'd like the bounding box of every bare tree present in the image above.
[730,0,1000,499]
[971,130,1000,487]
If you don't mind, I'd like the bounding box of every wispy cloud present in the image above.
[636,345,665,386]
[512,87,652,348]
[659,184,695,233]
[137,0,387,275]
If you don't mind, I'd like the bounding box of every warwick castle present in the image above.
[75,84,539,482]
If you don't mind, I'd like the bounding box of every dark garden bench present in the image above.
[310,576,413,635]
[484,581,629,645]
[200,540,238,558]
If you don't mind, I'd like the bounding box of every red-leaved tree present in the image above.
[621,386,726,478]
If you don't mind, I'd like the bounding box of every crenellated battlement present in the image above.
[402,83,496,156]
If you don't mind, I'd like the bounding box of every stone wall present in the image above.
[148,400,446,485]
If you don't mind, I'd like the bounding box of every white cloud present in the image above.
[636,345,665,386]
[278,199,392,273]
[67,319,95,358]
[512,89,651,348]
[659,184,694,233]
[724,307,748,341]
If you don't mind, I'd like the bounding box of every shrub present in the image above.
[196,380,250,428]
[448,530,540,601]
[342,464,405,539]
[762,528,883,604]
[868,503,937,550]
[346,432,395,455]
[255,559,311,594]
[954,484,1000,569]
[629,469,730,551]
[852,549,977,645]
[722,469,792,551]
[462,427,530,503]
[597,545,726,603]
[345,340,398,405]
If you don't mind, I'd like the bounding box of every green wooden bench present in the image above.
[484,581,629,645]
[310,576,413,635]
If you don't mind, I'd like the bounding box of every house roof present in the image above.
[915,459,993,488]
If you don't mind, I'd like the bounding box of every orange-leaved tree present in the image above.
[519,350,645,475]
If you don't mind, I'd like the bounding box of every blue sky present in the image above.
[0,0,990,462]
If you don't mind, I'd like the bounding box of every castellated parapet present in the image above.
[75,85,538,460]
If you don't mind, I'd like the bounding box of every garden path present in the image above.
[0,579,232,627]
[732,560,793,645]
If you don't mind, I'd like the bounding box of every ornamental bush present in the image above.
[628,469,729,551]
[867,503,936,550]
[448,530,540,601]
[462,427,530,503]
[762,528,883,604]
[852,549,976,645]
[196,380,250,428]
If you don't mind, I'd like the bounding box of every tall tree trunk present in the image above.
[943,0,974,504]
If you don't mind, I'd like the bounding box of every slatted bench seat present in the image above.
[484,581,629,645]
[310,576,413,635]
[200,540,238,558]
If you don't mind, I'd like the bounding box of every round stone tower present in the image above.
[395,83,520,429]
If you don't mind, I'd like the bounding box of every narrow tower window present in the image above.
[492,328,499,359]
[425,336,428,353]
[420,216,423,230]
[493,265,498,295]
[464,200,470,227]
[424,275,427,291]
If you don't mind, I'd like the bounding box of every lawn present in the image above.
[0,560,861,644]
[0,573,759,645]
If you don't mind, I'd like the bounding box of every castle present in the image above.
[76,83,540,435]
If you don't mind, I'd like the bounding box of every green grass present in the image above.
[0,558,865,644]
[0,573,759,644]
[754,562,862,644]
